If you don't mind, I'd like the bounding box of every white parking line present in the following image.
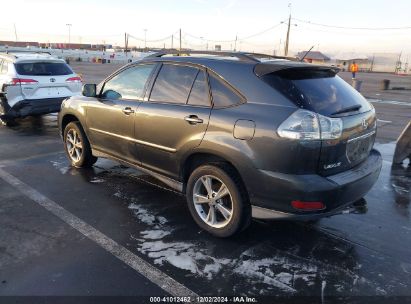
[0,168,198,298]
[377,119,392,124]
[368,99,411,106]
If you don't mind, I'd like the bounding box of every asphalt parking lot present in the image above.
[0,62,410,303]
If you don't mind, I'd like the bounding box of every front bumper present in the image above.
[250,149,382,220]
[2,98,67,119]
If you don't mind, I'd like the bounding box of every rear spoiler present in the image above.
[254,62,340,77]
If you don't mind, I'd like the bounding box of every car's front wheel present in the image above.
[0,103,15,127]
[64,121,97,168]
[186,165,251,237]
[0,117,16,127]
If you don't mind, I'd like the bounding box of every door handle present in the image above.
[184,115,203,125]
[122,107,134,115]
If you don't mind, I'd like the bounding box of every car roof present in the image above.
[137,51,336,74]
[133,54,302,107]
[136,53,337,81]
[0,52,64,63]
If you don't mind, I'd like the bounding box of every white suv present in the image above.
[0,51,82,126]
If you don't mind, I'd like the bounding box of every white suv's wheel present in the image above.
[63,122,97,168]
[186,165,251,237]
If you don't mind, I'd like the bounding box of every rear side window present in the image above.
[150,64,198,104]
[15,62,72,76]
[187,71,210,107]
[0,60,5,74]
[1,62,8,74]
[209,74,244,108]
[101,64,155,100]
[261,69,372,116]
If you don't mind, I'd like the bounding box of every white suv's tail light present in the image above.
[278,109,342,140]
[66,76,82,83]
[10,78,38,85]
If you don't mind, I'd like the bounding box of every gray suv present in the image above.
[58,51,382,237]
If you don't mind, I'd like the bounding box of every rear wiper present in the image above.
[331,105,362,116]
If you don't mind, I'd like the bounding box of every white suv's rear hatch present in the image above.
[14,60,81,100]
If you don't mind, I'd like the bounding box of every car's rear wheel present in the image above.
[186,164,251,237]
[64,121,97,168]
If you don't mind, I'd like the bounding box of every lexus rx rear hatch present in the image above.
[257,64,376,176]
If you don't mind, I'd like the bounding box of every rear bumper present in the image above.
[3,98,67,118]
[250,149,382,220]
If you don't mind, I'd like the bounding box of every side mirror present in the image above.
[0,92,6,99]
[82,84,97,97]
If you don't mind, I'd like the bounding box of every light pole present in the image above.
[283,3,297,57]
[200,36,204,50]
[66,23,72,49]
[143,29,147,50]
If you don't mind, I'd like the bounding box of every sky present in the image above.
[1,0,411,56]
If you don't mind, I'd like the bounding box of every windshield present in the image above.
[261,69,372,116]
[15,62,73,76]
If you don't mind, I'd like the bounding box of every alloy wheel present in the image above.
[192,175,234,229]
[66,128,83,162]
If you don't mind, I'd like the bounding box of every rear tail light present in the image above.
[10,78,38,85]
[278,109,342,140]
[291,200,325,210]
[66,76,82,83]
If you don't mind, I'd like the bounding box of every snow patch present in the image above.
[140,229,171,240]
[50,160,69,174]
[138,240,231,280]
[90,177,105,183]
[128,203,167,226]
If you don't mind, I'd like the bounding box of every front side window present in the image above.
[101,64,155,100]
[149,64,198,104]
[15,62,72,76]
[209,74,244,108]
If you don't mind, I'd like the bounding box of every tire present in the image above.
[0,116,16,127]
[63,121,97,168]
[186,164,251,238]
[0,101,14,127]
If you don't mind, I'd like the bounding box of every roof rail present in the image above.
[0,52,16,59]
[3,50,52,58]
[146,50,260,62]
[241,52,298,62]
[146,50,296,62]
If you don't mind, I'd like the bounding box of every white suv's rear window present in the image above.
[15,62,72,76]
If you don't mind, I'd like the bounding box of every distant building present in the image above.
[296,51,330,64]
[333,52,369,72]
[0,40,113,51]
[0,40,40,48]
[367,53,404,73]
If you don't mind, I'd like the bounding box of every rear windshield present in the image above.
[261,69,371,116]
[15,62,72,76]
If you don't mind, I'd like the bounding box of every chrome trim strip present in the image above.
[251,203,360,220]
[252,205,292,219]
[90,128,177,153]
[347,130,376,143]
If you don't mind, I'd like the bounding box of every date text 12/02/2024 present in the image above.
[149,297,257,303]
